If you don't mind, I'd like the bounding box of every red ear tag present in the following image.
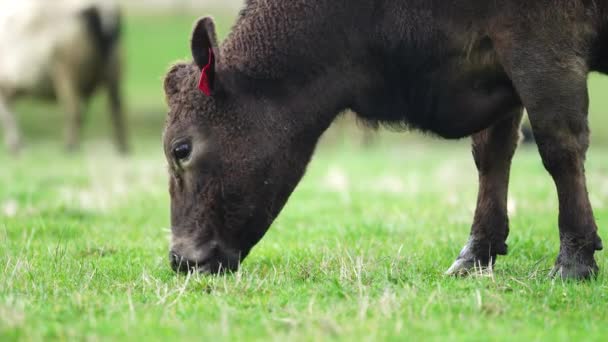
[198,48,215,96]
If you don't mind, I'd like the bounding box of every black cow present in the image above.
[163,1,605,280]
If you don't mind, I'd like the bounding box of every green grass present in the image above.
[1,139,608,340]
[2,10,608,341]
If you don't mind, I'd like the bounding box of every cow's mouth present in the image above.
[169,244,242,274]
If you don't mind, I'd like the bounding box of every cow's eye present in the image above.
[173,142,192,161]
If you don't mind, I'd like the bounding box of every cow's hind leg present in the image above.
[446,108,523,276]
[0,94,21,154]
[526,77,602,280]
[504,50,602,279]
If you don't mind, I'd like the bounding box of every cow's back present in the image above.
[353,0,597,137]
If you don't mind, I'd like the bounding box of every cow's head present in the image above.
[163,18,319,274]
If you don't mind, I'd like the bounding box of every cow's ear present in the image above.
[164,63,189,99]
[192,17,219,96]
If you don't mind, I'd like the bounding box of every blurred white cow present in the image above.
[0,0,128,153]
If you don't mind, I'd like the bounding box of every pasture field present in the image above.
[2,11,608,341]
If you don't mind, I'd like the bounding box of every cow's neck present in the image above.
[220,0,359,81]
[219,0,369,135]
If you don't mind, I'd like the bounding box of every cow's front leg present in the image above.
[446,108,523,276]
[105,52,129,154]
[0,94,21,154]
[51,63,84,151]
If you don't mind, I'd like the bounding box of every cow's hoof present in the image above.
[445,257,477,276]
[549,254,599,280]
[117,144,130,155]
[65,143,81,154]
[445,239,499,276]
[7,141,23,155]
[445,256,495,276]
[549,236,602,280]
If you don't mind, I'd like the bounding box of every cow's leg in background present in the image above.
[51,62,85,151]
[446,108,523,275]
[0,94,21,154]
[106,51,129,154]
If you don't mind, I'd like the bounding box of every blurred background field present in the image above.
[11,3,608,149]
[11,6,376,151]
[2,2,608,341]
